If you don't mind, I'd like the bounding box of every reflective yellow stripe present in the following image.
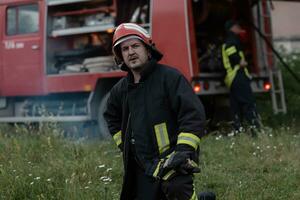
[239,50,252,79]
[189,191,197,200]
[239,51,245,60]
[225,46,237,56]
[153,160,163,178]
[113,130,122,146]
[154,123,170,154]
[162,169,176,180]
[244,67,251,79]
[222,44,232,71]
[222,44,240,88]
[153,151,174,178]
[177,133,200,150]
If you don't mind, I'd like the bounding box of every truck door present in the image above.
[0,5,3,96]
[152,0,198,80]
[1,1,44,96]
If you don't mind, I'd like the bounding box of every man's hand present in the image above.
[163,151,189,169]
[154,151,200,180]
[240,59,248,67]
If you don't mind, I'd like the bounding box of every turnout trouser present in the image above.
[230,71,260,132]
[132,159,197,200]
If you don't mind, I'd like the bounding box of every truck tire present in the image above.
[97,93,111,139]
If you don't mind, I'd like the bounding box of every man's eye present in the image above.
[121,47,128,52]
[132,44,140,48]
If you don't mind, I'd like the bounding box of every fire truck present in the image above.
[0,0,289,137]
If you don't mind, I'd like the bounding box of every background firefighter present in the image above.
[104,23,213,200]
[222,20,261,136]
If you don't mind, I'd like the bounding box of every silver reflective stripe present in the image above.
[177,133,200,150]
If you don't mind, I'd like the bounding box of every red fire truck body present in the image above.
[0,0,280,135]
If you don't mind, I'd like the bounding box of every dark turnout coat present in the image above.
[104,60,206,199]
[221,32,251,88]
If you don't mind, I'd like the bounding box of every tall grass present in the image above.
[197,126,300,200]
[0,123,122,200]
[0,123,299,200]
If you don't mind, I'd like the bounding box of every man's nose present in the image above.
[128,46,135,54]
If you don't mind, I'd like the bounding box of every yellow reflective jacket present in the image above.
[222,34,251,88]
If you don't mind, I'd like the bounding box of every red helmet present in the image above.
[112,23,162,66]
[113,23,152,47]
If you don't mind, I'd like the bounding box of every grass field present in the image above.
[0,121,299,200]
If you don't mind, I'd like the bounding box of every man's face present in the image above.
[120,38,150,71]
[231,24,244,34]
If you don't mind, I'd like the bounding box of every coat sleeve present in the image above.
[225,42,242,68]
[104,86,123,150]
[165,70,206,151]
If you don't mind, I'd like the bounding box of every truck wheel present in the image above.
[97,93,111,139]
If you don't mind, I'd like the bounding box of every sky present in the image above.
[272,1,300,38]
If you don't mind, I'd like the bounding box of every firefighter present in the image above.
[222,20,261,136]
[104,23,212,200]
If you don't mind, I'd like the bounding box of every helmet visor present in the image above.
[113,35,144,48]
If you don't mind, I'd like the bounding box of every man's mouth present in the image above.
[129,57,138,62]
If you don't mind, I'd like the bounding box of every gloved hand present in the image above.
[179,158,201,174]
[163,151,191,169]
[154,151,200,180]
[163,151,200,174]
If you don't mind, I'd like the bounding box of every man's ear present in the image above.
[147,49,152,59]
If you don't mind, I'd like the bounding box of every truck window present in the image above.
[6,4,39,36]
[116,0,150,26]
[46,0,116,74]
[192,0,255,74]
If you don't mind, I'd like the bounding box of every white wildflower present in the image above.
[228,132,234,137]
[215,135,222,140]
[100,176,112,182]
[106,168,113,172]
[98,164,105,168]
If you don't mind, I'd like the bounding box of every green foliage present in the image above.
[280,52,300,116]
[256,52,300,128]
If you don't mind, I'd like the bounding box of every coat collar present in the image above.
[127,59,157,84]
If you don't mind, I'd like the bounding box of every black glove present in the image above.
[164,151,200,175]
[179,158,201,174]
[153,151,200,180]
[163,151,191,169]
